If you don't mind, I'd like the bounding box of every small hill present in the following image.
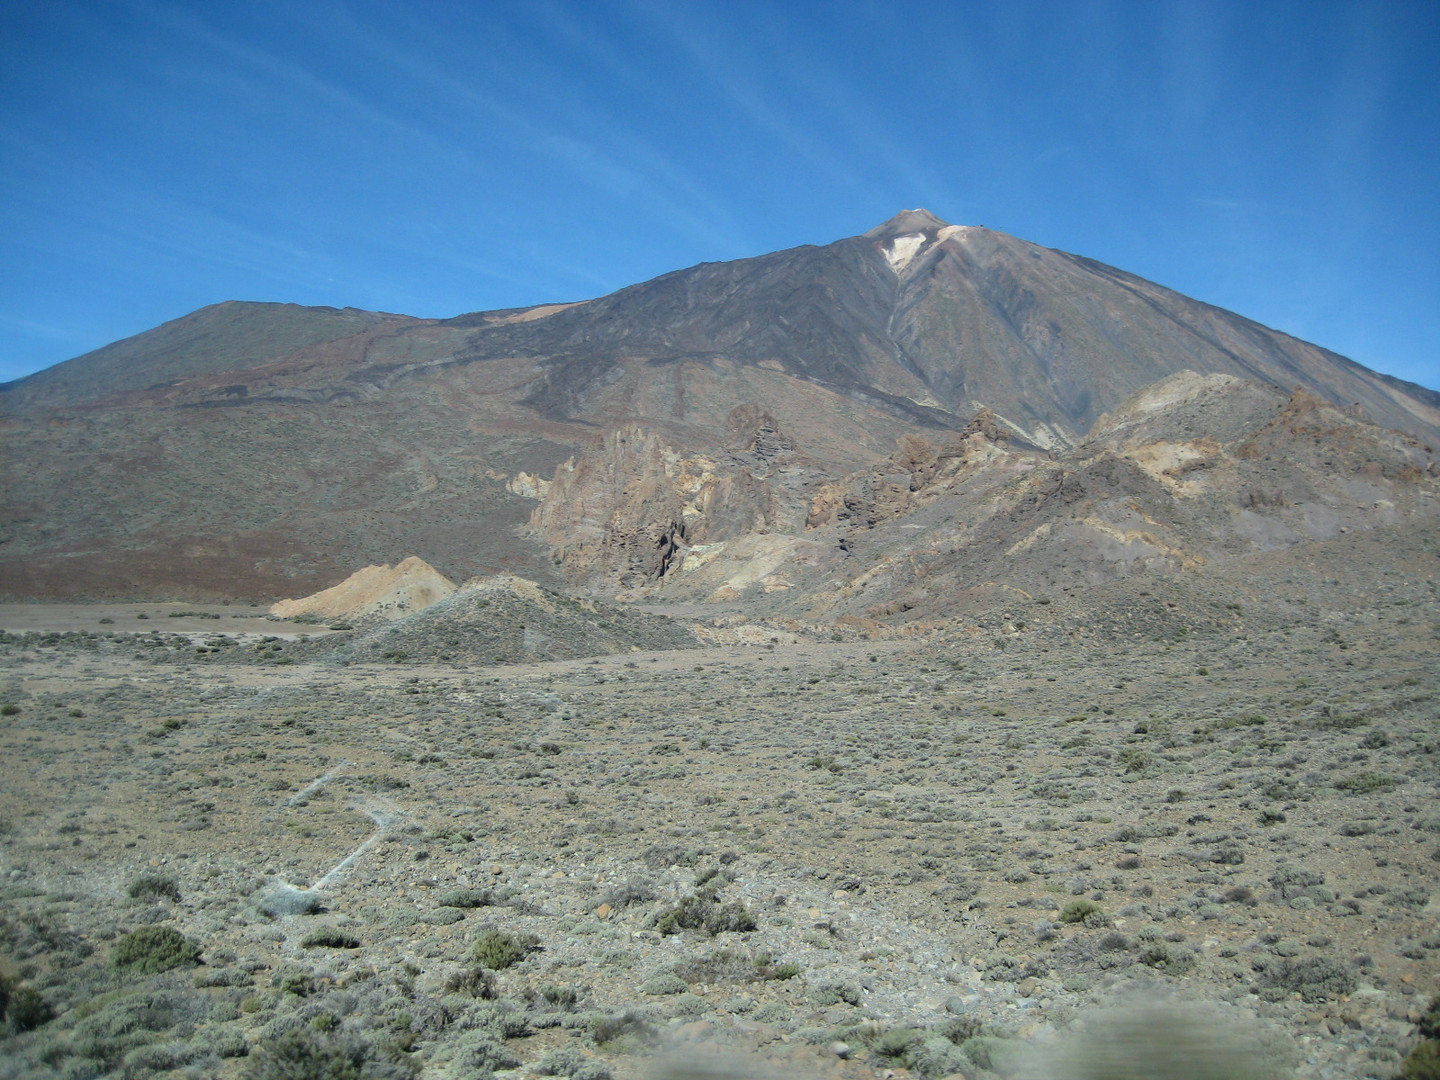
[323,574,698,664]
[270,556,456,622]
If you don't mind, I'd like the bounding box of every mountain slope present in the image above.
[2,211,1436,602]
[0,302,427,413]
[437,208,1440,448]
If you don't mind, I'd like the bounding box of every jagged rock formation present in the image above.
[270,556,456,622]
[2,211,1436,601]
[523,408,813,591]
[792,373,1440,621]
[520,372,1439,618]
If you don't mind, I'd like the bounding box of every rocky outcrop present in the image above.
[526,373,1439,619]
[806,410,1016,529]
[527,410,815,591]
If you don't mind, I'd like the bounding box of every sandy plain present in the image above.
[0,591,1437,1080]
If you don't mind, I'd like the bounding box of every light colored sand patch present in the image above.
[482,301,585,325]
[1124,438,1221,493]
[271,556,456,621]
[884,233,927,271]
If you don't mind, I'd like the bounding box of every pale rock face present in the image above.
[270,556,456,621]
[506,472,552,499]
[526,411,808,591]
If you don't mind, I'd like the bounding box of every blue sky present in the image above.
[2,0,1437,391]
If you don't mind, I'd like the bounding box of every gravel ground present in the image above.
[0,573,1436,1079]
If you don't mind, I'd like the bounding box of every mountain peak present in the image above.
[864,208,951,239]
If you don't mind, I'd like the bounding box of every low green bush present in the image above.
[639,973,688,996]
[1137,942,1197,975]
[127,874,181,903]
[444,966,498,998]
[539,984,579,1008]
[301,927,361,949]
[1255,955,1357,1002]
[1335,771,1399,795]
[111,925,202,975]
[652,893,757,936]
[1398,1040,1440,1080]
[471,929,541,970]
[869,1026,924,1064]
[807,981,861,1006]
[1058,899,1104,925]
[243,1025,415,1080]
[3,982,53,1033]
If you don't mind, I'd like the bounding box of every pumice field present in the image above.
[1,548,1437,1080]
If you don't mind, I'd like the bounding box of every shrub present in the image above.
[535,1046,611,1078]
[444,965,498,998]
[652,893,756,936]
[908,1035,971,1078]
[807,981,861,1006]
[111,925,202,974]
[123,1041,203,1073]
[243,1025,415,1080]
[462,1000,529,1040]
[1398,1040,1440,1080]
[1384,888,1432,910]
[258,884,326,917]
[1420,995,1440,1041]
[641,844,697,869]
[127,874,181,903]
[1112,823,1178,842]
[67,987,204,1067]
[471,929,541,970]
[1208,843,1245,865]
[539,984,579,1008]
[1270,865,1332,905]
[275,966,317,995]
[639,973,688,996]
[452,1032,520,1073]
[1137,942,1197,975]
[1058,899,1104,925]
[1255,955,1357,1002]
[301,928,361,949]
[1118,748,1153,774]
[1335,772,1399,795]
[869,1026,924,1064]
[588,1009,656,1049]
[435,888,493,909]
[1097,932,1132,952]
[4,984,53,1033]
[597,878,656,909]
